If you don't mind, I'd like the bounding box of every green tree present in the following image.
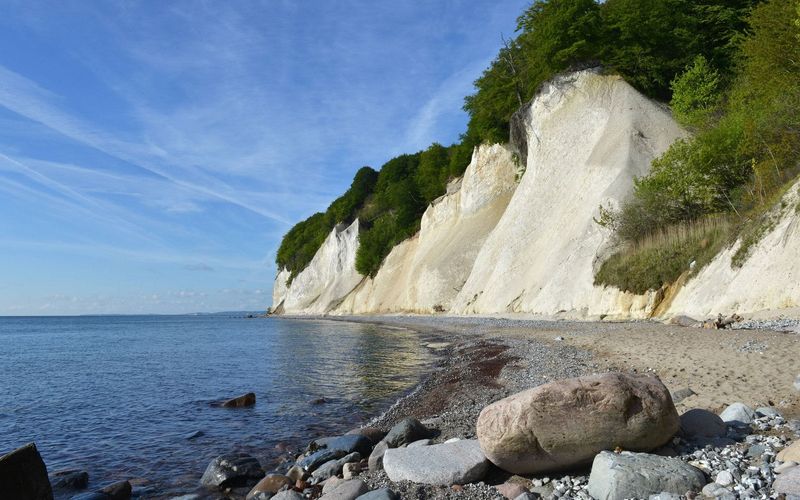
[670,55,721,127]
[415,143,450,203]
[328,166,378,224]
[464,0,602,145]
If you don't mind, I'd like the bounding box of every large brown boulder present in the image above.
[476,373,679,474]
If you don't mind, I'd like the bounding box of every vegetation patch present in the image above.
[595,218,733,294]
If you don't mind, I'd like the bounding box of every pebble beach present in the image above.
[232,316,800,500]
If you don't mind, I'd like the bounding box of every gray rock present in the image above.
[383,418,432,448]
[513,494,541,500]
[587,451,706,500]
[271,491,304,500]
[320,479,369,500]
[719,402,756,425]
[356,488,400,500]
[671,387,696,404]
[715,470,734,486]
[323,477,343,494]
[50,469,89,490]
[312,435,373,457]
[702,483,735,500]
[407,439,433,448]
[298,448,348,472]
[680,409,727,439]
[747,444,766,457]
[382,439,488,486]
[795,375,800,392]
[0,442,53,500]
[311,452,361,481]
[755,406,782,418]
[342,462,360,480]
[200,453,263,489]
[648,493,681,500]
[345,427,386,445]
[774,465,800,497]
[368,441,389,472]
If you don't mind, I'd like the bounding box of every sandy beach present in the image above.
[326,315,800,426]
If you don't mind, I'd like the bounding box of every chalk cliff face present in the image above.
[335,144,519,314]
[273,69,800,320]
[666,182,800,318]
[451,70,685,315]
[273,219,361,314]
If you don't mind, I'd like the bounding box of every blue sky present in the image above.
[0,0,529,315]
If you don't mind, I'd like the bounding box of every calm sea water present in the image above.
[0,315,437,498]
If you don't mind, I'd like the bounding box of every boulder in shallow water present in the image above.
[382,439,489,485]
[221,392,256,408]
[247,474,293,499]
[50,469,89,490]
[476,373,679,474]
[383,418,433,448]
[587,451,706,500]
[99,480,132,500]
[0,442,53,500]
[200,453,263,489]
[719,402,756,425]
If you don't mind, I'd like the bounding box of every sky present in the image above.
[0,0,530,315]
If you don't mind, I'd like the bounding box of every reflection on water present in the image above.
[0,316,435,497]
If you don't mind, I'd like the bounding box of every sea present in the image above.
[0,314,438,498]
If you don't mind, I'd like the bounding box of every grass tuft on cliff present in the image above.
[595,218,733,294]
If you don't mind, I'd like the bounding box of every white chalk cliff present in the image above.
[273,219,361,314]
[272,69,800,320]
[336,143,519,314]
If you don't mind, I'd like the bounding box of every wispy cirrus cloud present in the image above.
[0,0,530,314]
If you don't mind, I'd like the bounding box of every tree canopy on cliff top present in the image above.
[277,0,762,280]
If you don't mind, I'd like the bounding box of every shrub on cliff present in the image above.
[602,0,800,289]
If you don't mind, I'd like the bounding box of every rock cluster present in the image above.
[188,374,800,500]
